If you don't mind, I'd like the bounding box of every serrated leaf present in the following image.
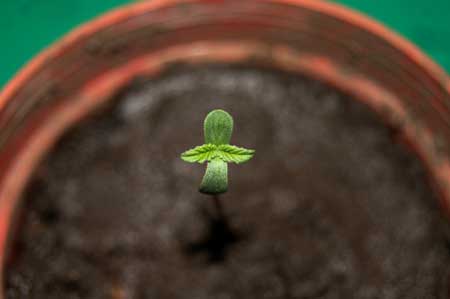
[204,109,233,145]
[217,144,255,164]
[180,144,217,163]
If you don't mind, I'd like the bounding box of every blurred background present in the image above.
[1,0,450,89]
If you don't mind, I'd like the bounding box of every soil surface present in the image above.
[6,65,450,299]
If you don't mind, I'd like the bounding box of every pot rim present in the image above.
[1,0,449,104]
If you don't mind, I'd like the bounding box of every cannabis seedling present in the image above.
[181,109,255,194]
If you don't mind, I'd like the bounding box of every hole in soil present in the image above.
[39,207,60,224]
[184,197,242,263]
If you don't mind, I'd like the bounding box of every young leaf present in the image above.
[217,144,255,164]
[181,144,217,163]
[199,158,228,194]
[204,109,233,145]
[180,109,254,195]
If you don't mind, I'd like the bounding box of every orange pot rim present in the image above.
[1,0,449,107]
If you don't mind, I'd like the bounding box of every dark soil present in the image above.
[6,65,450,299]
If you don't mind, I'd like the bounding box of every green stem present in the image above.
[199,158,228,194]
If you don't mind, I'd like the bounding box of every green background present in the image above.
[1,0,449,89]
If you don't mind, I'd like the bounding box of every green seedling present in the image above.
[181,109,255,194]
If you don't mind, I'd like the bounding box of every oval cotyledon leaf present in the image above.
[199,158,228,194]
[204,109,233,145]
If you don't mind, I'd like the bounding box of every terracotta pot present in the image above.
[1,0,450,296]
